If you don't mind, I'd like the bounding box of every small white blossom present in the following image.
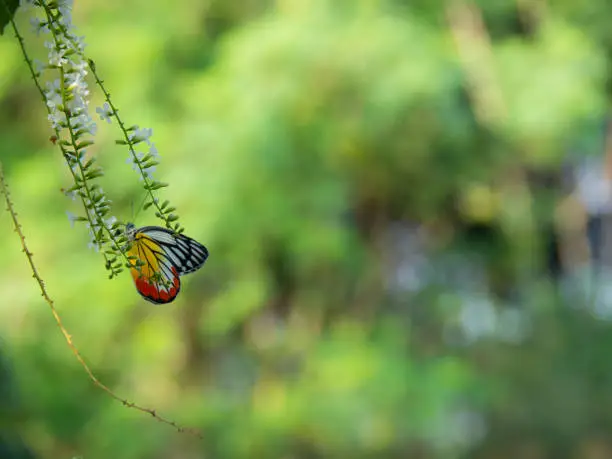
[58,0,74,28]
[63,189,77,201]
[71,113,94,131]
[129,127,153,145]
[44,80,62,110]
[66,211,78,227]
[48,111,66,130]
[33,59,46,75]
[88,122,98,136]
[105,216,117,227]
[45,95,62,111]
[71,35,87,53]
[95,103,113,123]
[48,47,68,67]
[30,17,49,36]
[69,59,88,74]
[45,79,61,94]
[66,71,87,92]
[126,151,145,171]
[141,164,156,180]
[149,143,160,158]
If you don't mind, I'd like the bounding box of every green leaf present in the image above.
[85,168,104,180]
[148,181,169,190]
[77,140,95,150]
[83,157,96,169]
[142,160,159,169]
[0,0,18,36]
[64,184,82,193]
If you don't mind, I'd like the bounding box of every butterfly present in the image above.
[125,223,209,304]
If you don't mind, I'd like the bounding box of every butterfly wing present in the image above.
[171,233,209,275]
[127,232,181,304]
[137,226,209,275]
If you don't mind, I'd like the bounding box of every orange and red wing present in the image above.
[127,233,181,304]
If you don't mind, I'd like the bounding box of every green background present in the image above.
[1,0,612,458]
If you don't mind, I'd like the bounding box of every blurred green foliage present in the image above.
[1,0,612,458]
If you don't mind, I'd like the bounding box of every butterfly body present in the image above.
[125,224,208,304]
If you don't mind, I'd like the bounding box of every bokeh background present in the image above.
[1,0,612,458]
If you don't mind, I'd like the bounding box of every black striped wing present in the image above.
[136,226,209,275]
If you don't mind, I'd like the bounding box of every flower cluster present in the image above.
[28,0,128,277]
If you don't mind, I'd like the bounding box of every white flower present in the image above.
[44,80,62,110]
[33,59,46,75]
[48,47,68,67]
[66,71,87,91]
[69,59,88,74]
[70,113,94,131]
[126,151,145,173]
[66,211,78,227]
[45,95,62,111]
[141,165,156,180]
[58,0,74,29]
[149,143,160,158]
[95,103,113,123]
[129,127,153,145]
[47,111,66,130]
[105,216,117,227]
[88,122,98,136]
[45,79,61,94]
[30,17,49,36]
[63,189,77,201]
[71,35,87,53]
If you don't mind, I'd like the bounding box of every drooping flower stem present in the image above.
[27,0,130,276]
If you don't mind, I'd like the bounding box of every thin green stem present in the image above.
[88,62,180,231]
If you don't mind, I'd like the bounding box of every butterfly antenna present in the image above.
[132,191,149,223]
